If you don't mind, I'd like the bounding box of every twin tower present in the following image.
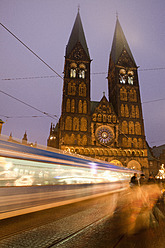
[47,11,148,173]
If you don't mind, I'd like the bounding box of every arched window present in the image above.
[131,105,135,118]
[136,106,139,118]
[92,113,97,121]
[64,134,70,144]
[138,138,143,148]
[78,100,82,113]
[129,89,137,102]
[133,138,138,148]
[70,69,76,78]
[83,101,87,114]
[125,105,129,117]
[121,104,124,117]
[79,82,86,97]
[135,122,141,135]
[128,138,132,148]
[70,134,76,144]
[122,137,128,147]
[82,135,87,145]
[79,70,85,78]
[71,99,75,113]
[113,115,116,123]
[119,69,126,84]
[66,99,70,112]
[103,115,106,122]
[122,121,128,134]
[73,117,79,131]
[80,117,87,131]
[68,82,76,95]
[120,87,127,101]
[98,114,102,122]
[129,121,134,134]
[128,76,133,85]
[70,63,77,78]
[65,116,72,130]
[108,115,111,123]
[77,134,81,145]
[128,70,134,85]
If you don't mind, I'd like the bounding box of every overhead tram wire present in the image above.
[2,67,165,81]
[0,114,51,119]
[0,90,57,120]
[0,22,63,120]
[0,22,63,81]
[1,22,164,124]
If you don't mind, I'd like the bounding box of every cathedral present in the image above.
[47,10,149,174]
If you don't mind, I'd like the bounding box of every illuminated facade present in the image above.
[47,11,148,174]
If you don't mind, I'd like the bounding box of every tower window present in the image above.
[120,87,127,101]
[119,69,126,84]
[66,99,70,112]
[79,82,86,97]
[78,100,82,113]
[70,69,76,78]
[80,117,87,131]
[70,63,77,78]
[68,82,76,95]
[128,76,133,85]
[79,69,85,78]
[79,64,86,79]
[71,99,75,113]
[119,75,126,84]
[128,71,134,85]
[83,101,87,113]
[65,116,72,130]
[129,121,134,134]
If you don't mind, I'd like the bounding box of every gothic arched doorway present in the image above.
[127,160,141,171]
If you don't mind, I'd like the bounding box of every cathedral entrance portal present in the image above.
[127,160,141,171]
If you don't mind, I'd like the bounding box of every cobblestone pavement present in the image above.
[0,195,164,248]
[0,194,116,248]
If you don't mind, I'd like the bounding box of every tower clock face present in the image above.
[95,125,114,145]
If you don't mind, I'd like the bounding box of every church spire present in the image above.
[65,11,90,59]
[110,18,137,66]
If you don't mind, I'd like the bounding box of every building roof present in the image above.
[90,101,99,114]
[65,11,90,59]
[146,142,158,161]
[110,18,137,66]
[152,144,165,158]
[90,96,116,115]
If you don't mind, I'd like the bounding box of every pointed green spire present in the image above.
[65,11,90,59]
[110,18,137,66]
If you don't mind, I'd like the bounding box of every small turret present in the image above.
[22,131,28,144]
[0,119,4,135]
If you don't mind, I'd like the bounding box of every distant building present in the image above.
[152,144,165,166]
[146,142,160,176]
[47,11,148,174]
[8,131,37,148]
[22,131,28,145]
[0,119,4,135]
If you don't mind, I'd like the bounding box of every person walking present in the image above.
[139,173,147,186]
[130,173,139,186]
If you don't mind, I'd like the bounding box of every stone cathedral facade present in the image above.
[47,11,149,174]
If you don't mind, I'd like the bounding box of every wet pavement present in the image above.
[0,193,164,248]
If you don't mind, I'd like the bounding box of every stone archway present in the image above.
[127,160,141,171]
[110,160,123,167]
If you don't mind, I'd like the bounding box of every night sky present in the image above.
[0,0,165,147]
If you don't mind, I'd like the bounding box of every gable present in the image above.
[91,96,118,124]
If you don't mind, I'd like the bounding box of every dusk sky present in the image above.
[0,0,165,148]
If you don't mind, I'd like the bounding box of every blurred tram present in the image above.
[0,137,137,187]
